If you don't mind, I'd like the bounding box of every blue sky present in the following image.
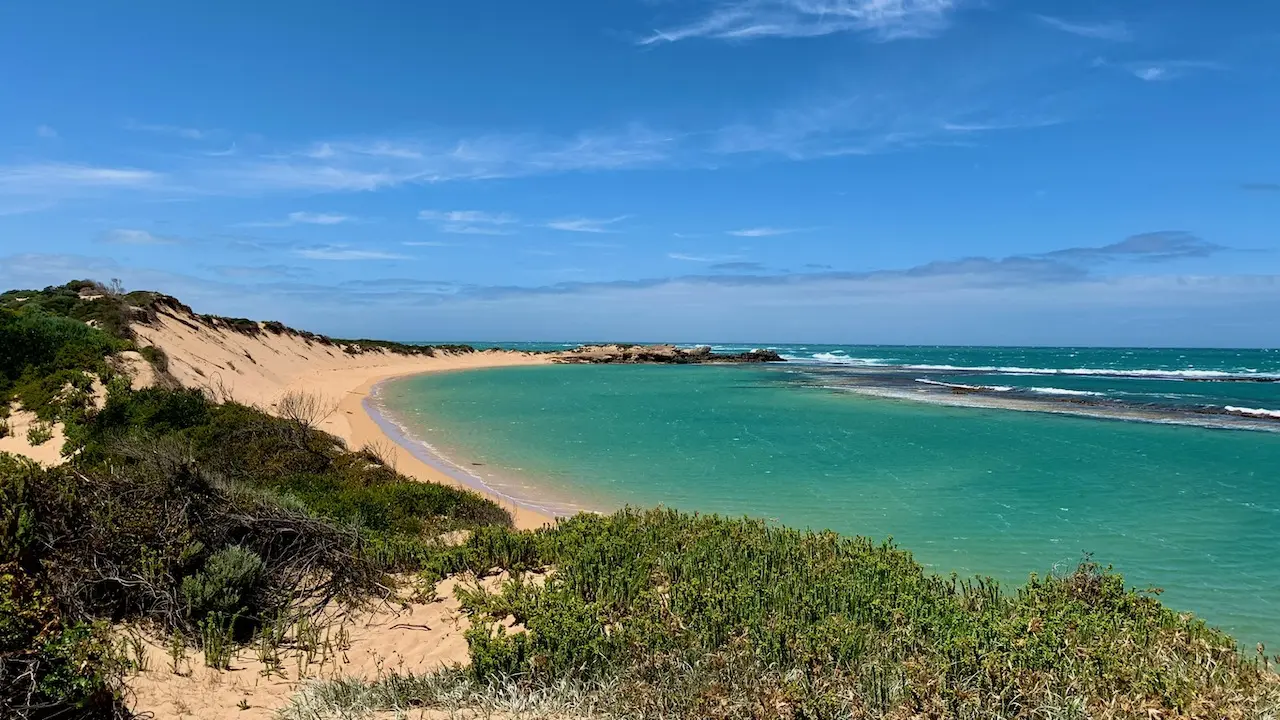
[1,0,1278,345]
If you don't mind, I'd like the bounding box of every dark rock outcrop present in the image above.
[555,344,784,365]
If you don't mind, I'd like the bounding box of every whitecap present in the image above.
[1026,387,1106,397]
[902,364,1280,381]
[1224,406,1280,419]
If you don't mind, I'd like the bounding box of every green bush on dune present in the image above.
[0,284,515,717]
[2,280,1279,719]
[292,509,1278,719]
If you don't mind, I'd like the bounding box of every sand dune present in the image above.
[0,407,66,466]
[130,303,555,528]
[115,306,557,717]
[6,300,562,717]
[124,572,532,720]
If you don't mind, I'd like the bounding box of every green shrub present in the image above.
[25,422,53,446]
[0,566,54,651]
[0,573,125,717]
[139,344,168,373]
[32,622,122,708]
[0,420,8,439]
[465,624,532,681]
[181,546,266,621]
[451,509,1280,718]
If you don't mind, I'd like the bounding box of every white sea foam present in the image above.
[1225,406,1280,419]
[901,364,1280,381]
[1026,387,1106,397]
[915,378,1013,392]
[810,352,895,366]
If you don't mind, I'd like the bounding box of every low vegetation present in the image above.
[3,279,1278,719]
[284,510,1280,719]
[0,281,514,717]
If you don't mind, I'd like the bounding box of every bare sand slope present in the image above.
[125,573,531,720]
[0,407,66,466]
[130,305,555,528]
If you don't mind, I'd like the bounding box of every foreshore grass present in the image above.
[3,280,1280,719]
[280,509,1280,719]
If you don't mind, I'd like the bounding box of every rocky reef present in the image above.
[555,344,784,364]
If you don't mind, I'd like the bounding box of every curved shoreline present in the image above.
[363,379,579,521]
[318,352,559,530]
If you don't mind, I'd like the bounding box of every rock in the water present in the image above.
[555,344,783,365]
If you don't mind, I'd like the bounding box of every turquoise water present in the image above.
[380,360,1280,648]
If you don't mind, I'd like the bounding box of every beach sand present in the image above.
[124,572,536,720]
[130,306,558,528]
[0,406,67,466]
[112,306,558,717]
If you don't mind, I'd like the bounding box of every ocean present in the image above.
[376,345,1280,647]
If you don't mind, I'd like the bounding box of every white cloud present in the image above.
[102,229,180,245]
[419,210,516,224]
[36,125,58,139]
[1035,15,1131,41]
[294,245,409,261]
[545,216,629,233]
[289,211,352,225]
[727,227,802,237]
[1125,60,1223,82]
[668,252,743,262]
[1133,66,1167,82]
[0,163,161,195]
[239,211,355,228]
[219,128,674,194]
[419,209,520,236]
[220,163,400,192]
[125,120,207,140]
[640,0,962,45]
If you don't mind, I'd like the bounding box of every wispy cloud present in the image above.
[402,240,455,247]
[294,245,409,261]
[205,143,239,157]
[36,125,58,139]
[209,264,310,280]
[710,261,768,272]
[0,163,162,196]
[1125,60,1222,82]
[241,211,356,228]
[3,227,1263,345]
[727,226,803,237]
[545,216,629,233]
[419,209,519,235]
[1040,231,1223,263]
[669,252,743,263]
[1035,15,1130,41]
[640,0,963,44]
[9,86,1055,202]
[101,229,181,246]
[222,127,674,193]
[125,120,208,140]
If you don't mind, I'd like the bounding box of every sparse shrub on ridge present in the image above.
[180,546,266,623]
[25,422,53,447]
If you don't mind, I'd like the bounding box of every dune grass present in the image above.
[281,509,1280,719]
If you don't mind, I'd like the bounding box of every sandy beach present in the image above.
[128,306,559,528]
[313,358,557,529]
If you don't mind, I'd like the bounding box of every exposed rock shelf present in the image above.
[554,344,784,364]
